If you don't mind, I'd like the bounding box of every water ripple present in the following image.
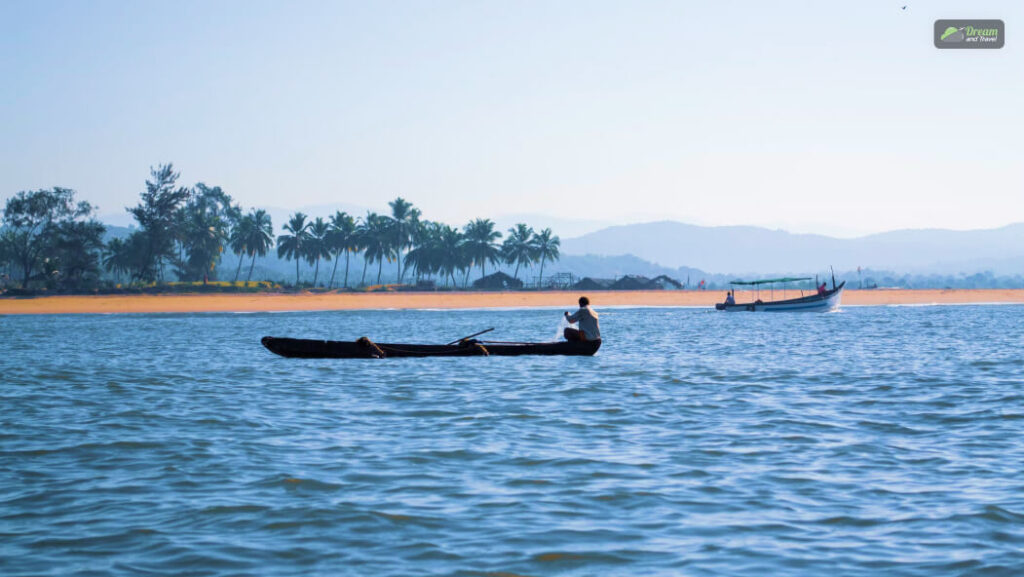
[2,306,1024,575]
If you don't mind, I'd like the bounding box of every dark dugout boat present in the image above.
[261,335,601,359]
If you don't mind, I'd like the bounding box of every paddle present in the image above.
[446,328,494,345]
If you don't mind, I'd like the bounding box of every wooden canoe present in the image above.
[261,336,602,358]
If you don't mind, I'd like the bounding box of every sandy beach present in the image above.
[2,289,1023,315]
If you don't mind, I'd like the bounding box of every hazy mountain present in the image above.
[96,212,137,228]
[101,224,135,241]
[561,221,1024,276]
[95,213,1024,282]
[492,214,616,239]
[94,220,1022,289]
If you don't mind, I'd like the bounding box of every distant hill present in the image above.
[94,218,1024,287]
[491,213,615,239]
[102,224,134,241]
[561,221,1024,276]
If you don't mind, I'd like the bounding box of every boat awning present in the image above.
[729,277,813,285]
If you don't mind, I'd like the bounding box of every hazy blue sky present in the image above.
[1,1,1021,236]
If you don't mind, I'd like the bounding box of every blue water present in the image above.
[2,306,1023,576]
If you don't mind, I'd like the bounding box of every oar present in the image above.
[446,328,494,345]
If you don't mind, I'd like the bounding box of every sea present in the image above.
[2,305,1023,576]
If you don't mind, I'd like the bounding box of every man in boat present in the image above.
[817,282,828,295]
[724,291,736,306]
[564,296,601,342]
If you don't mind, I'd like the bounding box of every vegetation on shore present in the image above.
[4,164,1022,295]
[1,164,561,294]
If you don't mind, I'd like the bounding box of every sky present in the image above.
[1,0,1021,237]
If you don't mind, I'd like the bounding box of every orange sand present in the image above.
[2,289,1023,315]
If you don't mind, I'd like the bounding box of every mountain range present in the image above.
[560,221,1024,276]
[100,216,1024,281]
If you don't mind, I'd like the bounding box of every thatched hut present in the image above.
[572,277,615,290]
[472,272,524,290]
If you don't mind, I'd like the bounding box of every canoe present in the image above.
[715,281,845,312]
[261,336,602,358]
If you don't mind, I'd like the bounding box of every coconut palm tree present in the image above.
[277,212,310,286]
[305,217,332,287]
[388,197,420,283]
[102,237,131,284]
[327,211,358,289]
[531,228,560,288]
[228,215,252,282]
[179,184,236,284]
[243,209,274,283]
[437,225,465,288]
[462,218,502,280]
[357,214,372,287]
[361,212,395,285]
[405,220,445,283]
[501,223,536,281]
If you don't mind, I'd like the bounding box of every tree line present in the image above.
[1,163,561,291]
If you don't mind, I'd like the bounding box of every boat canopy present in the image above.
[729,277,813,285]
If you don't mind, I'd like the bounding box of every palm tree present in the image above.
[388,197,420,283]
[228,215,252,282]
[362,213,395,285]
[277,212,310,286]
[327,211,357,289]
[169,199,191,282]
[462,218,502,280]
[437,225,465,288]
[244,209,274,283]
[405,220,444,283]
[305,217,332,287]
[179,184,236,284]
[103,237,131,284]
[531,228,560,288]
[501,223,536,281]
[357,214,372,287]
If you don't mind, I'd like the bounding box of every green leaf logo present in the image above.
[941,26,964,42]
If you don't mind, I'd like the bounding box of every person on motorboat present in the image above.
[724,291,736,305]
[817,282,828,295]
[564,296,601,342]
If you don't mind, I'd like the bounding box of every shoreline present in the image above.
[2,289,1023,315]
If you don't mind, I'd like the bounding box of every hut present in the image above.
[472,272,524,290]
[610,275,658,290]
[572,277,615,290]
